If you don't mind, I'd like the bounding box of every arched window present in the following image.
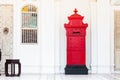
[22,5,37,43]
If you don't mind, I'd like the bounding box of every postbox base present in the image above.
[65,65,88,74]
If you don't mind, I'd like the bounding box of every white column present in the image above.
[41,0,55,74]
[97,0,111,73]
[90,2,98,73]
[54,1,61,74]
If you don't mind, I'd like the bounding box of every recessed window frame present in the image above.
[21,4,38,44]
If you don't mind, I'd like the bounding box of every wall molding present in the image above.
[22,65,41,74]
[41,66,55,74]
[97,65,111,73]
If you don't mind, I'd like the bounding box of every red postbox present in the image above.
[64,9,88,74]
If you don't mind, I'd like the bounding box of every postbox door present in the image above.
[67,36,85,50]
[67,50,85,65]
[67,36,85,65]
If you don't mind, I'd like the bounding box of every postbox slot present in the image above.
[73,32,80,34]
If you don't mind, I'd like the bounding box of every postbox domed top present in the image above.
[64,8,88,27]
[68,8,84,20]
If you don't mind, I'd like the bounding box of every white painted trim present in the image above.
[41,66,55,74]
[54,66,61,73]
[0,65,41,74]
[91,65,98,73]
[111,0,120,6]
[97,65,111,73]
[59,65,65,73]
[21,65,41,74]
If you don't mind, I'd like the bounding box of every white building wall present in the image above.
[0,0,118,74]
[13,0,41,74]
[0,0,55,74]
[13,0,91,74]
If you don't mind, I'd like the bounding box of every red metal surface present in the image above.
[64,9,88,65]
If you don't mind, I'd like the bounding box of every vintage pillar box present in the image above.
[64,9,88,74]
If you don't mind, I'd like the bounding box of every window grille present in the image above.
[22,5,37,44]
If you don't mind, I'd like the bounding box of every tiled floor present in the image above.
[0,74,120,80]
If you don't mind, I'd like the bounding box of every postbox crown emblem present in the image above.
[65,8,88,27]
